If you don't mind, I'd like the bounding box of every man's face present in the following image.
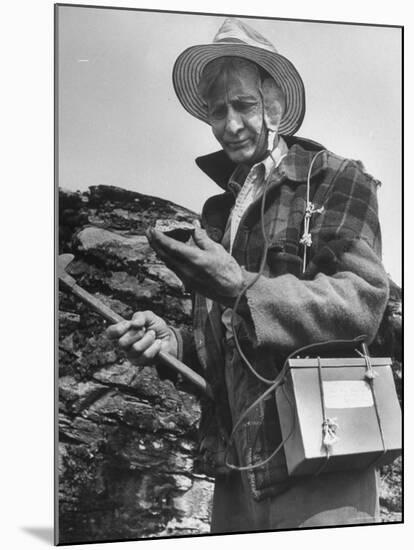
[205,66,267,165]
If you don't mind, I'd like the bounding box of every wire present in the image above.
[301,149,325,272]
[225,376,297,471]
[224,92,322,471]
[225,109,289,469]
[230,172,276,385]
[229,92,288,386]
[225,140,359,471]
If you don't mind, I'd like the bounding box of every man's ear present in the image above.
[261,78,285,133]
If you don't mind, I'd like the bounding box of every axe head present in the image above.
[58,253,76,289]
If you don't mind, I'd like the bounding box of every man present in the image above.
[107,18,389,532]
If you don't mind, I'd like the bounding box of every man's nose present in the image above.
[224,107,243,135]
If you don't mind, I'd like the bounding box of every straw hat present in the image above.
[172,18,305,136]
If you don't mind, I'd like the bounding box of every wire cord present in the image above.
[224,144,344,472]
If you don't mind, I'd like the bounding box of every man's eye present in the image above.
[234,101,256,112]
[208,105,227,119]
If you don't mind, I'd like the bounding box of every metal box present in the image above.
[276,357,401,476]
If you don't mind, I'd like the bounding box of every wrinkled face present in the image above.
[205,67,268,165]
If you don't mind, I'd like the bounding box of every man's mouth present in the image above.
[225,138,250,150]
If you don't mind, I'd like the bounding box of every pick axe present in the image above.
[58,253,213,399]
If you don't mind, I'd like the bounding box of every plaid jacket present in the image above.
[176,136,389,499]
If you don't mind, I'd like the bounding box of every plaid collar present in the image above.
[278,144,327,182]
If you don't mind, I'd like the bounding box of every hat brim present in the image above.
[172,43,305,136]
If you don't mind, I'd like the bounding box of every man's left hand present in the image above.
[147,227,244,305]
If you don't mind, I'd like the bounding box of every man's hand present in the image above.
[106,310,178,366]
[147,227,244,305]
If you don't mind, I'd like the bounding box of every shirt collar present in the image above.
[263,135,289,178]
[228,136,289,195]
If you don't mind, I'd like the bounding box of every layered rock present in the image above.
[58,186,212,543]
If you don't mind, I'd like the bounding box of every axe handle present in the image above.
[60,277,213,399]
[158,351,213,399]
[62,278,125,324]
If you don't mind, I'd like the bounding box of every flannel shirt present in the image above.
[220,136,288,338]
[228,137,289,252]
[174,135,389,499]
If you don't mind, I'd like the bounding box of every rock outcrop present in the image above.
[58,185,402,543]
[58,186,212,543]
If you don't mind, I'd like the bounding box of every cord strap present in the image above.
[313,356,340,476]
[300,150,326,273]
[317,357,340,457]
[357,345,387,466]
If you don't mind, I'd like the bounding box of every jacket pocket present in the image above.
[266,240,303,278]
[196,433,232,478]
[235,398,292,500]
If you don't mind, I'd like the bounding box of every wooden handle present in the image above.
[69,282,124,324]
[60,276,213,398]
[158,351,213,399]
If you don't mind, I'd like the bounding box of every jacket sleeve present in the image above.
[170,326,202,372]
[238,161,390,353]
[156,326,203,385]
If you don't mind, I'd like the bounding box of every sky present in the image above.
[57,6,402,285]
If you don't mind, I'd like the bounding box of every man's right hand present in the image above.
[106,310,178,366]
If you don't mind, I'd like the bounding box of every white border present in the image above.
[1,1,409,549]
